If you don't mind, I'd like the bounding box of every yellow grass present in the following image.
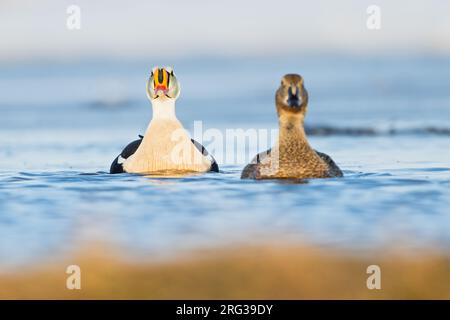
[0,245,449,299]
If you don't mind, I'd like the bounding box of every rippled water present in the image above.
[1,55,450,268]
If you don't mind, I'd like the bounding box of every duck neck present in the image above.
[151,98,177,121]
[278,114,309,147]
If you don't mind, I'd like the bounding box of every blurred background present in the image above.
[2,0,450,60]
[1,0,450,168]
[1,0,450,298]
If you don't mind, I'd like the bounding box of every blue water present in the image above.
[1,55,450,268]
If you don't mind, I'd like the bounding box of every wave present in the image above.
[305,126,450,137]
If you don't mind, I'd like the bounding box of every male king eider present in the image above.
[110,66,218,174]
[241,74,342,180]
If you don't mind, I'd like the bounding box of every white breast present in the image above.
[123,119,211,174]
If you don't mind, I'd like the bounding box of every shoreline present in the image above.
[1,244,449,299]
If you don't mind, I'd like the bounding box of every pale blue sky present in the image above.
[1,0,450,61]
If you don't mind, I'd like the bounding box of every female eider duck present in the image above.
[241,74,342,180]
[110,67,218,174]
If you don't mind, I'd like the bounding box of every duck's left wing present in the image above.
[191,139,219,172]
[315,150,343,177]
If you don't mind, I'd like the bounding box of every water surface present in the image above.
[1,55,450,268]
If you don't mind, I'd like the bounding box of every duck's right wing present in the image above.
[110,136,143,174]
[253,148,271,164]
[241,148,271,179]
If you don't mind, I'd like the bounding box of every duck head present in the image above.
[146,66,181,119]
[276,74,309,119]
[146,66,181,101]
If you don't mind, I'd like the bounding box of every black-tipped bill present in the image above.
[287,86,302,108]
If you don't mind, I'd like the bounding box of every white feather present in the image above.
[123,98,211,173]
[117,155,126,164]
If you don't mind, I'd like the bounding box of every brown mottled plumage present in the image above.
[241,74,343,180]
